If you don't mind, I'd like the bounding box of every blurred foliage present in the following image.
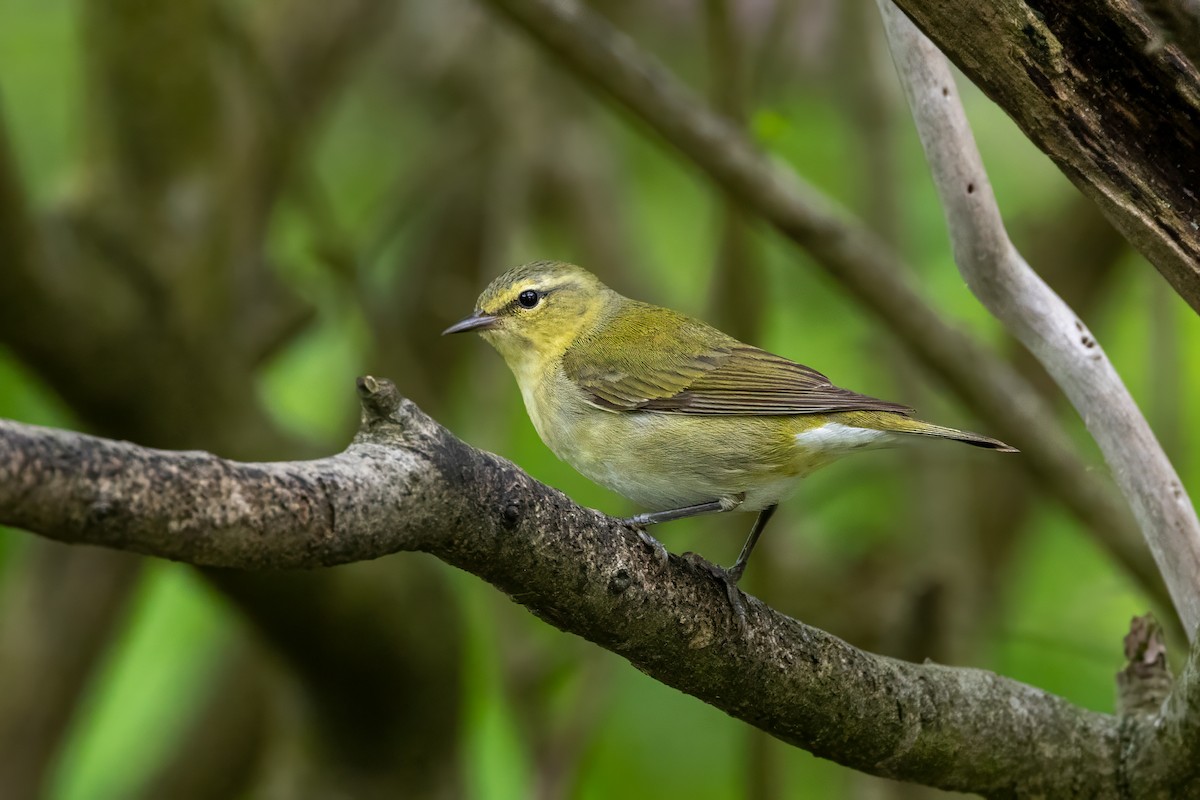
[1,0,1198,798]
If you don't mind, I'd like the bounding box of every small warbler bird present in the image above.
[445,261,1015,586]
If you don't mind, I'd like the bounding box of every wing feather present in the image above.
[561,302,912,416]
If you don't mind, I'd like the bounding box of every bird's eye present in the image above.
[517,290,540,309]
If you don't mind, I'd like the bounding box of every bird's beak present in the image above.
[442,311,500,335]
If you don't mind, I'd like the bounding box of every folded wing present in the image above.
[562,303,913,416]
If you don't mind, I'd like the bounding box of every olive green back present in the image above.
[562,300,913,416]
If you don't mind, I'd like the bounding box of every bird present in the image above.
[444,260,1016,590]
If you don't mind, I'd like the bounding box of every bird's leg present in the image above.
[624,496,771,632]
[725,504,778,585]
[682,505,777,635]
[635,530,671,568]
[625,495,744,572]
[623,494,742,527]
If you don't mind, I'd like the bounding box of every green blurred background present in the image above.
[0,1,1196,798]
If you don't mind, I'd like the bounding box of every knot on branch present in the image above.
[354,375,442,447]
[352,376,451,453]
[357,375,401,421]
[1117,614,1174,715]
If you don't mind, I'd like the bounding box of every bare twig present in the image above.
[1117,615,1173,716]
[475,0,1169,616]
[0,378,1167,797]
[877,0,1200,639]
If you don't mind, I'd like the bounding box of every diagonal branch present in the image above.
[889,0,1200,314]
[875,0,1200,639]
[0,377,1146,797]
[474,0,1170,616]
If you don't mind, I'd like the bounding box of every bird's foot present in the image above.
[682,553,749,634]
[623,512,649,528]
[636,529,670,569]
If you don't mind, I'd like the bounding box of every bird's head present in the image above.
[443,260,615,373]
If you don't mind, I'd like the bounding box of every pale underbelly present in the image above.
[536,407,891,512]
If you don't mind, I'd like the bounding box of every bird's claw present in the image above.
[636,529,670,568]
[681,553,749,635]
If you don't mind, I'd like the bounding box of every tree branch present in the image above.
[0,376,1181,797]
[474,0,1170,616]
[875,0,1200,639]
[890,0,1200,315]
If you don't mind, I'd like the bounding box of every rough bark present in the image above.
[890,0,1200,315]
[1,377,1197,797]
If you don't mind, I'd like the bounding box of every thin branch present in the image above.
[0,378,1148,796]
[474,0,1169,615]
[876,0,1200,639]
[889,0,1200,315]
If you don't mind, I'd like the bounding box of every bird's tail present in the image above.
[881,416,1018,452]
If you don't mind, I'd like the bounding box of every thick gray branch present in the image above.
[0,378,1180,797]
[877,1,1200,639]
[890,0,1200,315]
[474,0,1170,620]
